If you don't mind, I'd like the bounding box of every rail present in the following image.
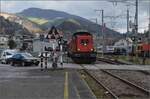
[101,69,150,95]
[80,64,150,99]
[80,65,119,99]
[97,57,150,75]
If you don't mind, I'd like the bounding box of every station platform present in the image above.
[0,64,96,99]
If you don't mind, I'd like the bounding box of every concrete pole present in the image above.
[149,1,150,44]
[95,9,105,57]
[90,18,98,24]
[96,18,98,24]
[126,7,130,60]
[101,10,105,57]
[135,0,138,60]
[148,1,150,58]
[135,0,138,33]
[149,20,150,44]
[127,9,129,36]
[90,18,98,51]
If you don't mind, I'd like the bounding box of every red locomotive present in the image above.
[68,32,96,63]
[137,43,150,57]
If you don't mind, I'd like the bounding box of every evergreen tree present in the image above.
[7,39,17,49]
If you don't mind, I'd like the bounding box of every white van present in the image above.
[0,49,18,64]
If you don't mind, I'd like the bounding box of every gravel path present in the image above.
[89,70,149,99]
[106,70,150,91]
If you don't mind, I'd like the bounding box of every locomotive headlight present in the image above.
[91,48,93,51]
[77,48,80,51]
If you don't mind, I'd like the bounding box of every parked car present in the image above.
[0,49,18,64]
[9,53,40,66]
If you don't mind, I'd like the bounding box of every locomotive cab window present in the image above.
[80,39,89,45]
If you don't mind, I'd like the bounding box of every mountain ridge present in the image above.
[0,12,43,33]
[17,8,122,38]
[1,8,123,41]
[0,16,31,36]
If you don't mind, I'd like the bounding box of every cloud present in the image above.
[1,0,150,33]
[1,1,17,12]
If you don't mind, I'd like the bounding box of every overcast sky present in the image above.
[1,0,150,33]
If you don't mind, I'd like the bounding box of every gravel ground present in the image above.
[89,70,149,99]
[95,61,109,64]
[106,70,150,90]
[79,70,113,99]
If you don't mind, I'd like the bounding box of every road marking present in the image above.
[64,72,69,99]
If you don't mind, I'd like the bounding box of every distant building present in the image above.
[114,38,133,53]
[33,26,61,53]
[0,35,9,49]
[23,39,33,52]
[32,39,58,53]
[13,33,23,49]
[97,45,115,54]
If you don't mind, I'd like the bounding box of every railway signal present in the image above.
[40,52,44,71]
[58,37,64,67]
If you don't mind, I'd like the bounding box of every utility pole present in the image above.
[148,1,150,58]
[101,10,104,57]
[90,18,98,50]
[149,20,150,43]
[134,0,138,60]
[127,8,129,36]
[149,0,150,44]
[90,18,98,24]
[126,6,130,60]
[95,9,105,57]
[149,25,150,44]
[135,0,138,35]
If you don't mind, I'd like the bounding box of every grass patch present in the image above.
[116,55,150,65]
[66,19,81,26]
[111,55,150,65]
[28,17,49,25]
[97,53,150,65]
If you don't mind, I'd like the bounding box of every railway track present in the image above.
[97,57,150,90]
[101,69,150,94]
[97,57,130,65]
[80,64,150,99]
[80,65,119,99]
[97,57,150,75]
